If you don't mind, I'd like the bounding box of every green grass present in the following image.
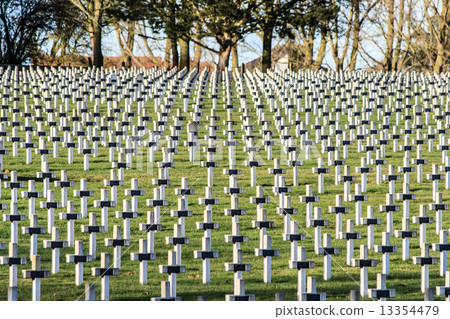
[0,75,449,301]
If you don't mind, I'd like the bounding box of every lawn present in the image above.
[0,68,448,300]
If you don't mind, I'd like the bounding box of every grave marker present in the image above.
[349,184,368,225]
[124,178,145,214]
[429,192,448,235]
[104,169,123,205]
[427,164,444,201]
[289,246,314,298]
[328,194,349,239]
[3,202,23,244]
[361,206,381,250]
[59,201,81,246]
[394,218,417,260]
[73,179,94,219]
[339,165,356,201]
[81,212,106,260]
[54,170,74,208]
[254,235,279,283]
[105,225,130,269]
[225,249,254,301]
[251,186,274,248]
[318,233,339,280]
[159,250,186,300]
[412,205,434,246]
[368,273,395,301]
[380,193,400,235]
[440,155,450,189]
[299,276,326,301]
[84,283,96,301]
[351,245,376,297]
[130,238,156,285]
[0,243,26,301]
[22,214,45,259]
[4,171,24,203]
[115,199,137,241]
[374,232,398,276]
[91,252,119,301]
[194,236,219,284]
[436,270,450,301]
[21,180,42,218]
[412,243,437,293]
[66,240,92,285]
[432,230,450,277]
[308,207,329,254]
[22,255,50,301]
[373,150,387,184]
[341,219,362,265]
[43,227,68,273]
[299,185,319,225]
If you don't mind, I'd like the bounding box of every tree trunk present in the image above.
[115,26,125,67]
[348,0,360,71]
[179,36,190,71]
[329,0,340,72]
[87,0,103,69]
[164,38,172,69]
[311,30,327,70]
[304,27,315,68]
[261,26,274,73]
[330,31,341,72]
[193,23,202,70]
[216,35,232,73]
[231,39,239,71]
[435,42,445,73]
[287,39,297,70]
[124,53,132,69]
[384,0,395,71]
[90,23,103,68]
[392,0,405,70]
[397,0,413,69]
[193,41,201,70]
[125,21,135,68]
[434,0,448,73]
[171,35,179,69]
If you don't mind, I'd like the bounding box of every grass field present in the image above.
[0,69,449,301]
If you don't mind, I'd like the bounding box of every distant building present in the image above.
[273,48,289,71]
[243,43,291,72]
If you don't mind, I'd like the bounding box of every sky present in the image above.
[100,22,383,71]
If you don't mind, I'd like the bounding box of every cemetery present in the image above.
[0,65,450,302]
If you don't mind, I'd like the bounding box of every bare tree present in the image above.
[423,0,449,72]
[115,21,136,68]
[0,0,53,64]
[190,0,252,73]
[69,0,116,68]
[330,0,379,71]
[135,21,163,67]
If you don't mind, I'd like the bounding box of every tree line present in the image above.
[1,0,449,73]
